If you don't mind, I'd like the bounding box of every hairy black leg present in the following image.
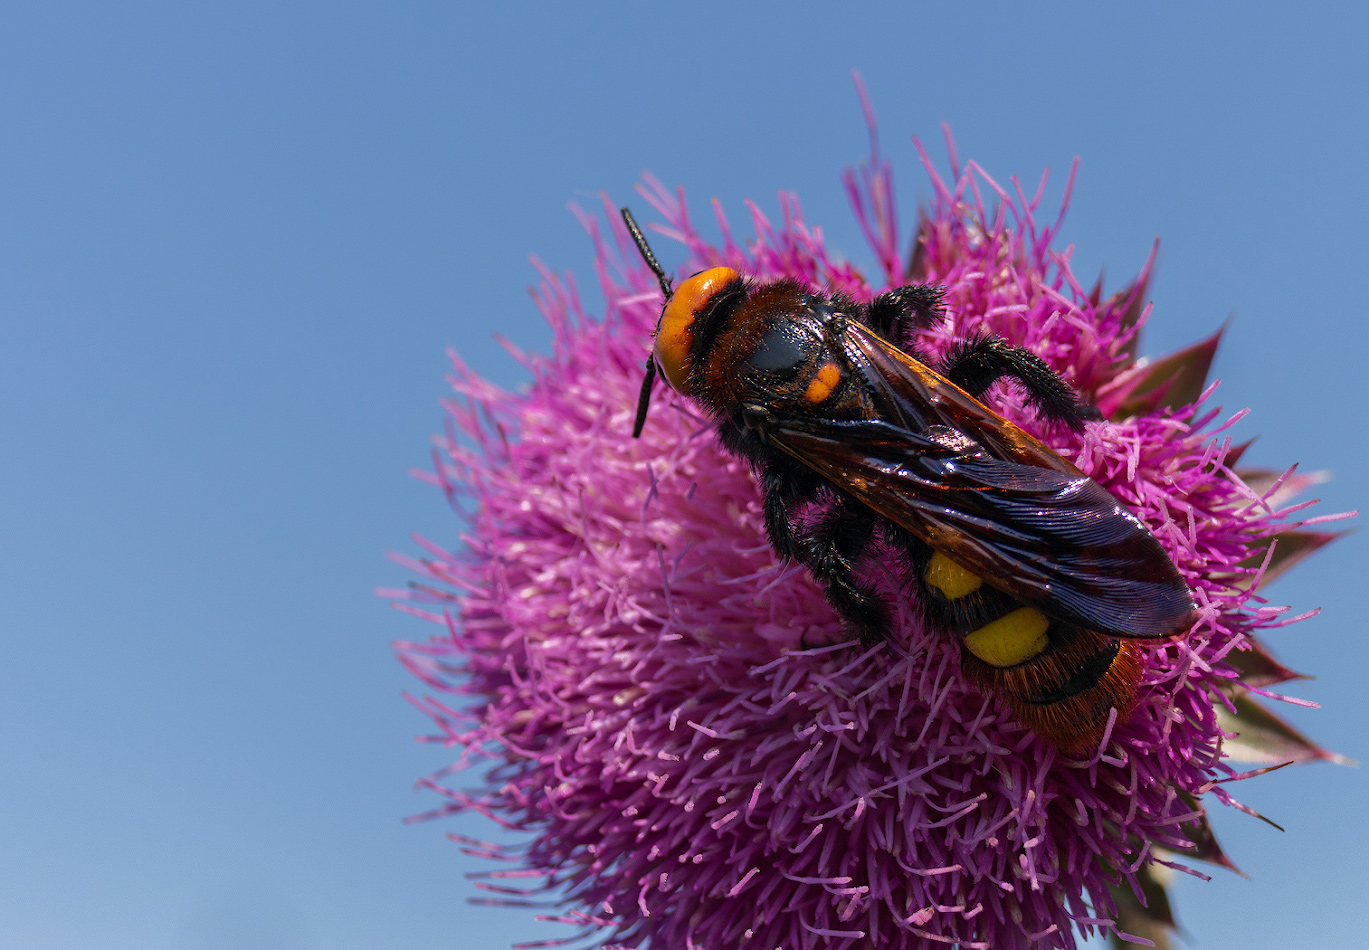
[865,284,946,344]
[793,499,886,644]
[760,466,887,641]
[940,333,1097,431]
[760,468,819,563]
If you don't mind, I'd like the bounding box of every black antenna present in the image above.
[621,207,672,300]
[621,207,672,438]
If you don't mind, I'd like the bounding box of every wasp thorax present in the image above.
[746,319,822,378]
[654,266,738,394]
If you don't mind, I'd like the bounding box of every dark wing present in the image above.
[753,323,1196,639]
[839,320,1083,473]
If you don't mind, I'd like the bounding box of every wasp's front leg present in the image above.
[761,467,887,644]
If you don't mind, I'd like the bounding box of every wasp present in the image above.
[620,208,1197,754]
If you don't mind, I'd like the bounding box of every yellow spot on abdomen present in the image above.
[925,551,983,599]
[802,361,842,404]
[963,608,1051,668]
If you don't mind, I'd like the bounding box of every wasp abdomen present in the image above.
[922,551,1141,755]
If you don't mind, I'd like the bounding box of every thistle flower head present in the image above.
[389,112,1343,949]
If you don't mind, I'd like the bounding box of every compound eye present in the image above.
[654,266,738,394]
[747,321,820,378]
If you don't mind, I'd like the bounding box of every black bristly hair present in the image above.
[938,332,1093,433]
[620,207,672,438]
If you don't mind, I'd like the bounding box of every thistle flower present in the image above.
[388,105,1347,949]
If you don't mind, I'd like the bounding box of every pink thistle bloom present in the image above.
[387,107,1347,949]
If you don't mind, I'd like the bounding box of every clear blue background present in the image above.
[1,3,1363,948]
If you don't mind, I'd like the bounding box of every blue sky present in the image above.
[0,3,1364,948]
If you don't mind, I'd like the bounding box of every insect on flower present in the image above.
[622,206,1198,754]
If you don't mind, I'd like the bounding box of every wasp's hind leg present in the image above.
[865,284,946,345]
[761,469,887,643]
[940,333,1099,431]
